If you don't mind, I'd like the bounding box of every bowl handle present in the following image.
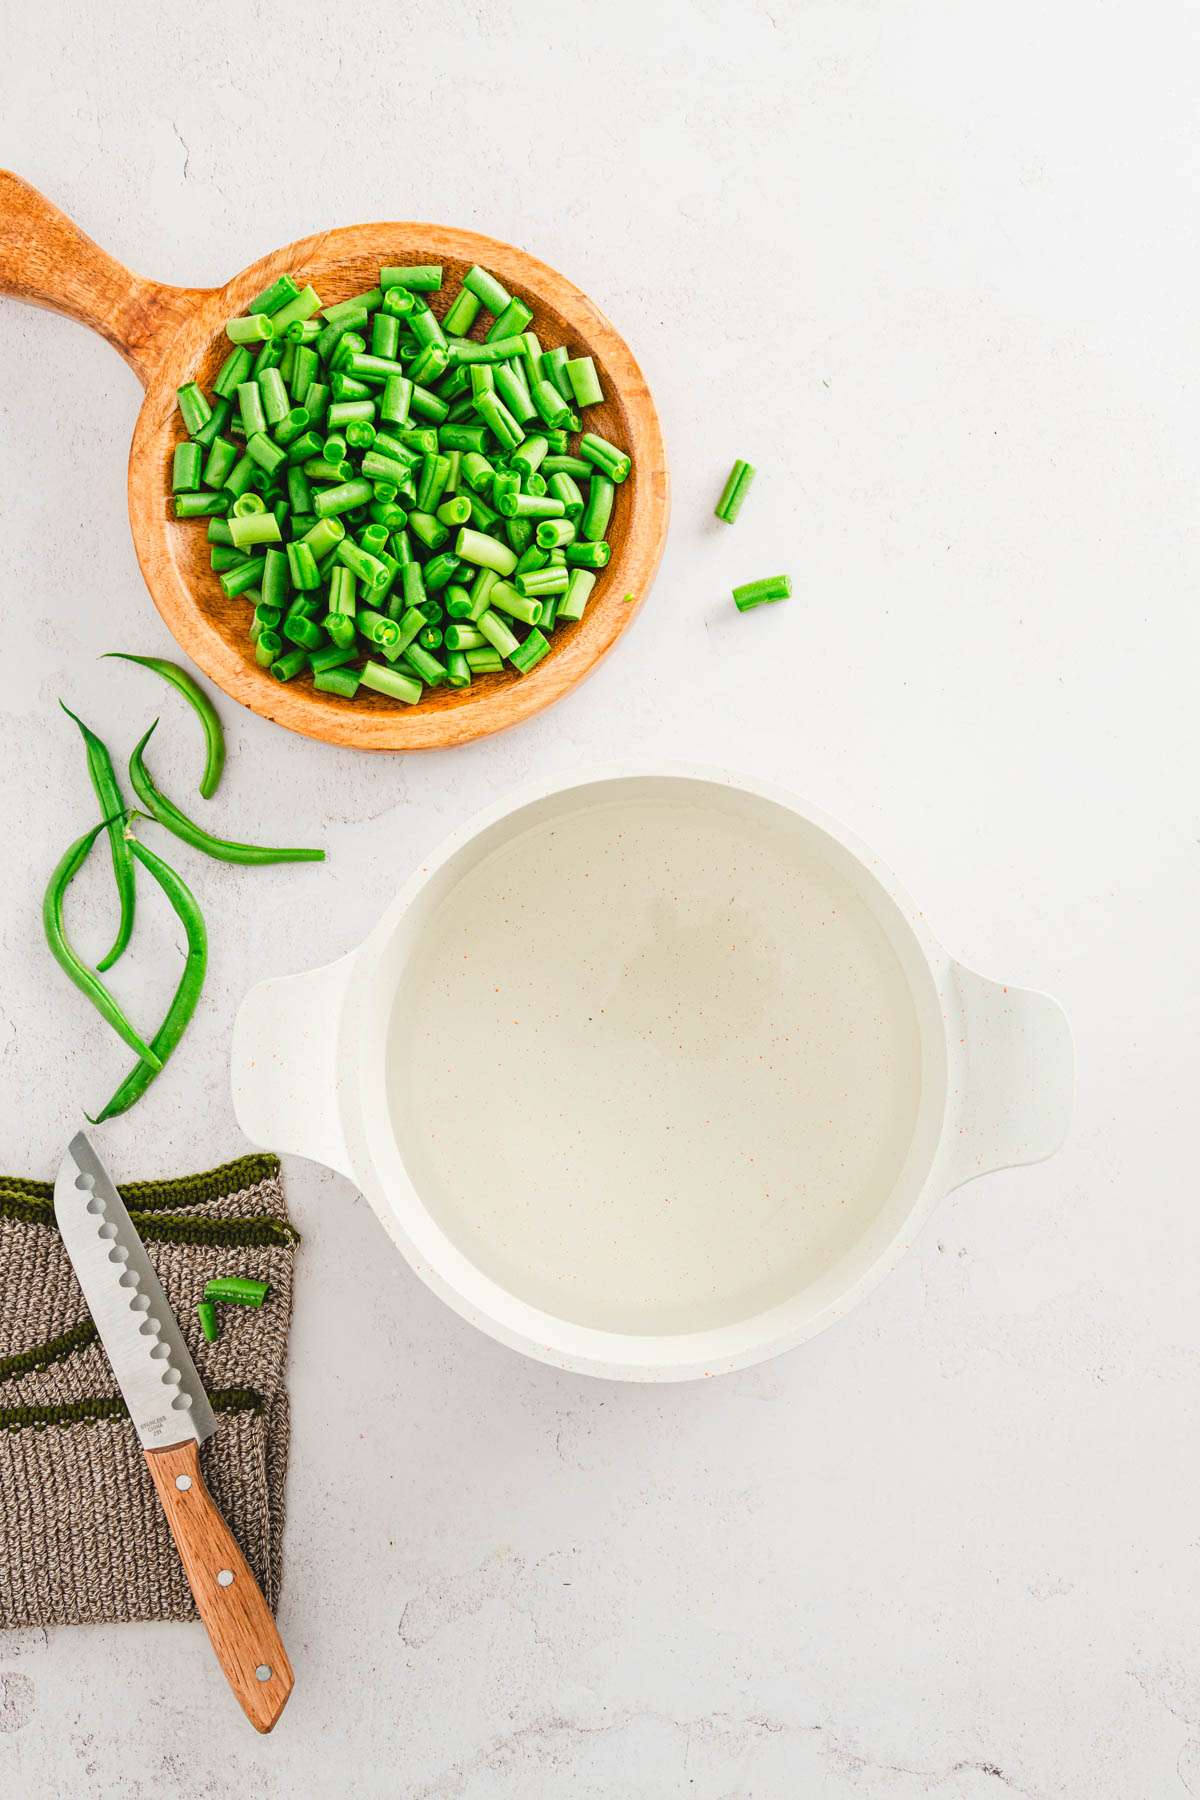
[0,170,210,387]
[943,962,1074,1191]
[231,955,359,1181]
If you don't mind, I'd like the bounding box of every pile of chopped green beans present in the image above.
[45,657,323,1121]
[171,264,633,703]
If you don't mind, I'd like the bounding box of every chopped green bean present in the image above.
[360,660,422,702]
[380,265,442,292]
[225,313,276,345]
[732,574,791,611]
[464,646,504,673]
[557,568,596,623]
[476,609,520,658]
[463,265,511,314]
[203,1276,270,1308]
[565,356,603,408]
[715,459,755,524]
[510,627,550,674]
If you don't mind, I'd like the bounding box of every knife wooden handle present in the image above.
[145,1439,293,1733]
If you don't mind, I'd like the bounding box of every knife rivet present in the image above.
[255,1665,272,1682]
[217,1569,234,1587]
[175,1474,192,1491]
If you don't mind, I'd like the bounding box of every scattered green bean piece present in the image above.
[203,1276,270,1308]
[715,459,755,524]
[197,1301,220,1343]
[732,574,791,611]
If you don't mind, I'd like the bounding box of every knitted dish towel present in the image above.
[0,1152,297,1629]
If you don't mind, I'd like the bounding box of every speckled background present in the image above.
[1,2,1198,1796]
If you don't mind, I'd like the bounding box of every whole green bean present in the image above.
[59,703,135,972]
[43,818,161,1070]
[87,834,207,1123]
[102,653,226,798]
[129,723,324,865]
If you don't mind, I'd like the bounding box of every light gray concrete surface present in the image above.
[1,2,1198,1794]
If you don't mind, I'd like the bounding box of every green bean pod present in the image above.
[87,834,207,1123]
[58,703,135,972]
[103,653,226,799]
[43,818,161,1070]
[129,723,324,865]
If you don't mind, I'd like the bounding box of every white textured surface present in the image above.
[0,2,1197,1794]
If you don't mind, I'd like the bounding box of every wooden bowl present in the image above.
[0,172,669,751]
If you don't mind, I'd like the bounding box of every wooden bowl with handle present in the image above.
[0,172,669,751]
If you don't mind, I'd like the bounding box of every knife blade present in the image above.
[54,1129,217,1451]
[54,1130,293,1733]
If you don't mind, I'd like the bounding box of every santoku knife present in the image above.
[54,1130,293,1732]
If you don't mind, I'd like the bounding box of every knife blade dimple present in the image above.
[53,1131,216,1452]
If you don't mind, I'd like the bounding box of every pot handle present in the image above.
[943,962,1074,1191]
[230,954,358,1181]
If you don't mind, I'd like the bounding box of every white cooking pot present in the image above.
[231,768,1072,1381]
